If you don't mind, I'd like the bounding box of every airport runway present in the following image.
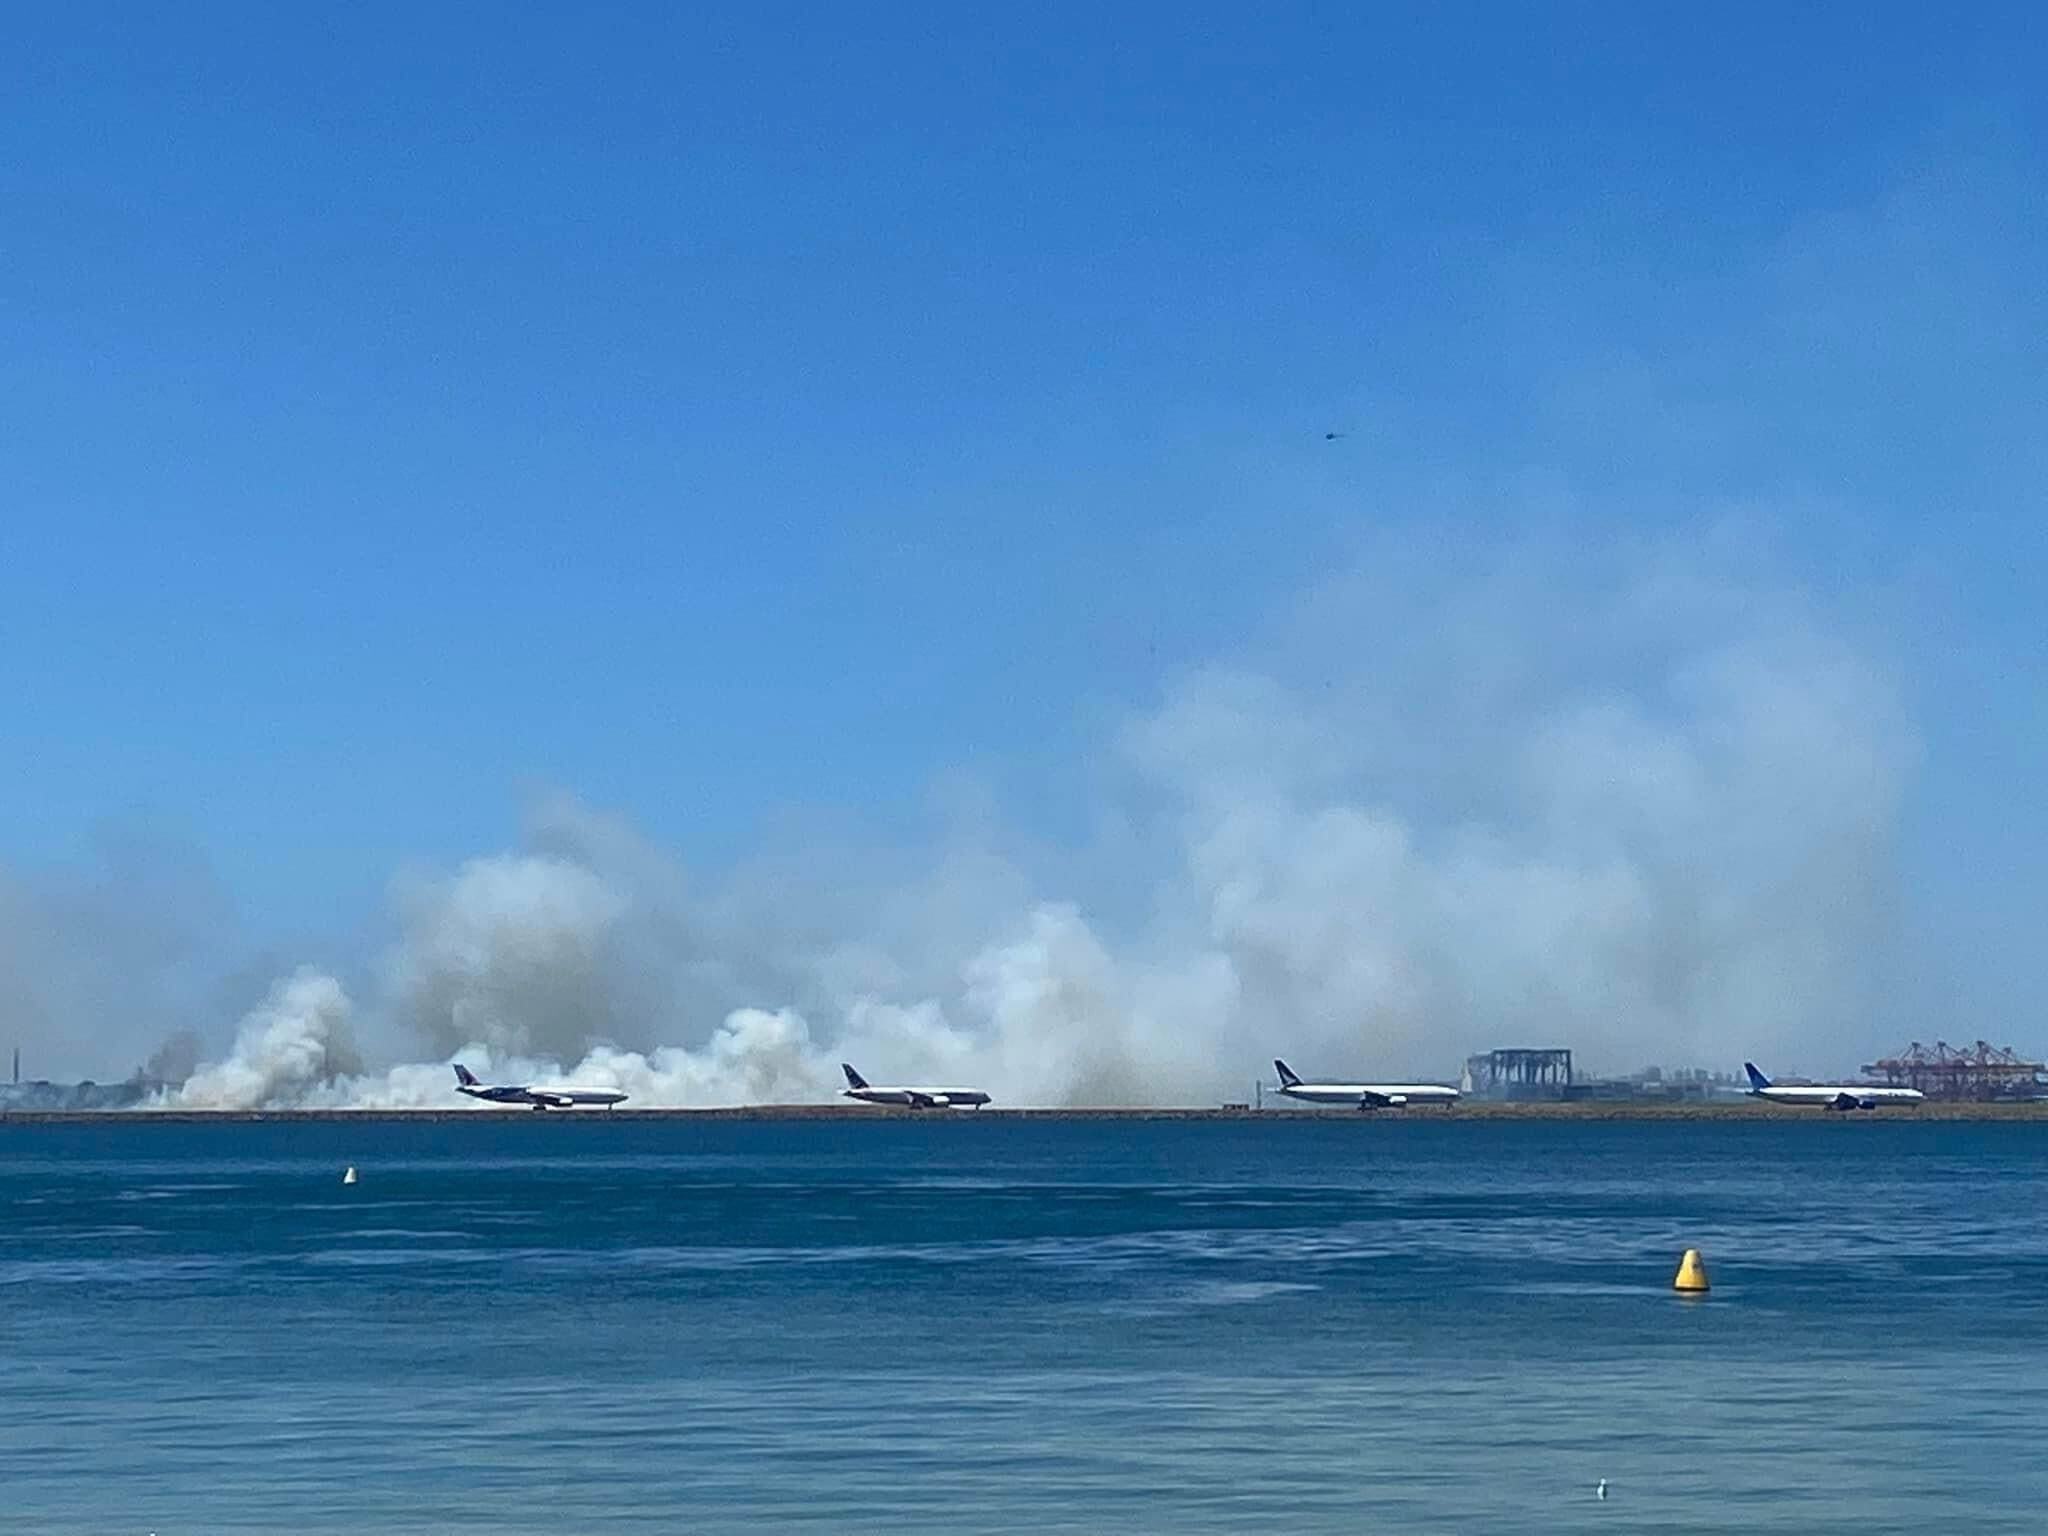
[4,1100,2047,1125]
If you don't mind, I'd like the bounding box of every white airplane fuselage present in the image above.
[1271,1059,1458,1109]
[838,1063,989,1109]
[1743,1062,1922,1111]
[1275,1081,1460,1108]
[453,1065,627,1110]
[842,1086,991,1109]
[1753,1084,1924,1109]
[459,1085,629,1109]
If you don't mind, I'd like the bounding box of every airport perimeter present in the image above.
[5,1100,2048,1126]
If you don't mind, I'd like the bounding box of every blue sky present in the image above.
[5,5,2047,1074]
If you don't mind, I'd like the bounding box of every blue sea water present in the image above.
[2,1116,2045,1533]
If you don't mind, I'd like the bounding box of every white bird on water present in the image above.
[1596,1479,1609,1500]
[342,1166,358,1186]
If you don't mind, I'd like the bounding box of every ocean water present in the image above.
[2,1116,2045,1533]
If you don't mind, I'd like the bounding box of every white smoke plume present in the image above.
[168,968,362,1109]
[160,530,1915,1109]
[388,853,629,1063]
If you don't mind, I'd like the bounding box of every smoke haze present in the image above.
[0,825,234,1088]
[153,529,1914,1109]
[170,969,361,1109]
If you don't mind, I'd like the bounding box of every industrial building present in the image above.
[0,1047,163,1112]
[1862,1041,2048,1101]
[1461,1048,1573,1100]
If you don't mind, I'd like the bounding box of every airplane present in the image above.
[1743,1062,1923,1111]
[839,1063,991,1110]
[452,1063,629,1111]
[1271,1058,1460,1110]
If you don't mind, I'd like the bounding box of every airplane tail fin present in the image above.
[1743,1062,1771,1092]
[1273,1059,1302,1088]
[841,1063,869,1091]
[453,1063,479,1087]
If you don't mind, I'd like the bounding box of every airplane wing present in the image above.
[1359,1090,1408,1107]
[1830,1092,1862,1111]
[529,1091,578,1108]
[905,1091,938,1108]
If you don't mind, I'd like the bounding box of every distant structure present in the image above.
[0,1078,156,1112]
[0,1047,171,1113]
[1570,1065,1743,1103]
[1862,1041,2047,1101]
[1462,1048,1573,1101]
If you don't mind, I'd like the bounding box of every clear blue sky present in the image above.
[4,5,2046,1048]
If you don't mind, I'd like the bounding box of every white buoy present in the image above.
[342,1166,358,1185]
[1596,1479,1608,1500]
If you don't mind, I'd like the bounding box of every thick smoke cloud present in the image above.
[169,969,361,1109]
[162,531,1914,1108]
[0,825,236,1086]
[388,853,628,1063]
[140,1028,203,1087]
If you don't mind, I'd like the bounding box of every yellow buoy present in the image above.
[1673,1247,1709,1293]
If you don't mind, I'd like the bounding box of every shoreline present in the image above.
[4,1100,2048,1125]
